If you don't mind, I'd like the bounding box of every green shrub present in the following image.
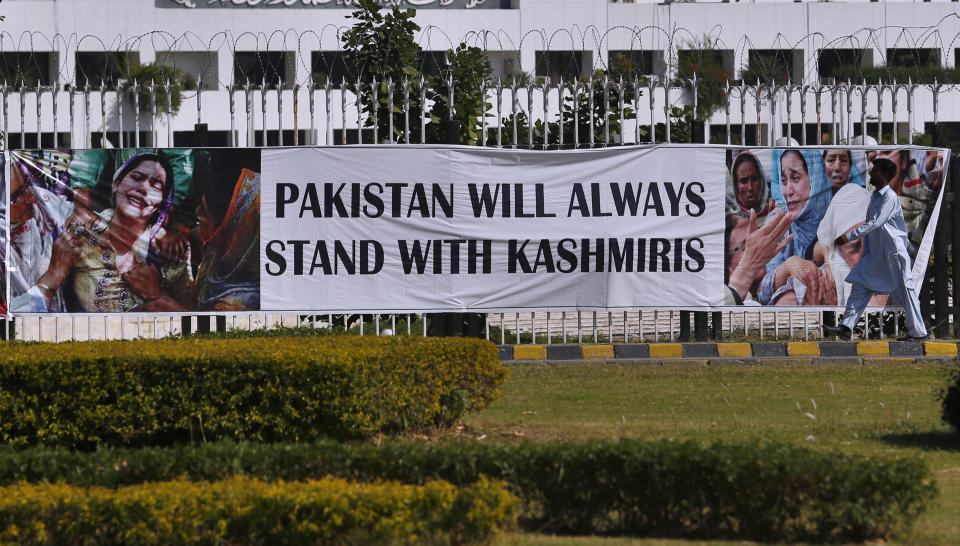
[0,439,934,543]
[0,475,518,545]
[940,364,960,435]
[0,336,507,448]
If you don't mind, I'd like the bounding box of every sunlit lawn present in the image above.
[462,362,960,545]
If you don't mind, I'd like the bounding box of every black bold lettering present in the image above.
[608,239,633,272]
[363,183,384,217]
[265,240,286,275]
[643,184,665,216]
[610,182,643,216]
[432,184,454,218]
[310,241,332,275]
[324,183,349,217]
[533,240,556,273]
[685,182,706,217]
[276,183,299,219]
[408,184,431,218]
[556,238,578,273]
[664,182,686,216]
[567,184,590,217]
[685,238,705,272]
[334,240,355,274]
[508,239,532,273]
[581,238,604,272]
[360,240,383,274]
[468,184,500,218]
[299,184,322,218]
[399,240,431,274]
[591,183,612,217]
[289,240,309,275]
[650,238,670,272]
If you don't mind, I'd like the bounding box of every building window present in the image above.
[744,49,801,84]
[5,132,71,148]
[155,51,218,90]
[90,131,153,148]
[311,51,355,87]
[251,129,311,147]
[418,51,449,77]
[173,130,236,147]
[0,52,56,86]
[817,49,872,82]
[677,49,734,81]
[333,128,374,145]
[535,51,592,83]
[233,51,295,88]
[486,51,520,80]
[886,48,940,68]
[608,50,664,76]
[75,51,139,87]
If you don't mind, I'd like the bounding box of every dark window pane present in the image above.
[234,51,286,86]
[418,51,448,77]
[75,52,137,87]
[747,49,795,83]
[0,52,53,86]
[535,51,591,82]
[677,49,732,79]
[887,48,940,68]
[311,51,356,86]
[818,49,866,79]
[608,50,655,75]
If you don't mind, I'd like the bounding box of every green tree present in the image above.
[675,36,731,121]
[122,60,193,115]
[426,45,493,145]
[740,51,794,86]
[342,0,424,142]
[495,55,643,147]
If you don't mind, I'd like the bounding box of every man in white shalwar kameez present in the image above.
[821,157,928,341]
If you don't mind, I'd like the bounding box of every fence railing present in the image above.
[2,74,958,344]
[0,78,956,149]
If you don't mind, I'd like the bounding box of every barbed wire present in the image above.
[1,20,960,92]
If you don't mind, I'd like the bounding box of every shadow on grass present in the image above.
[882,430,960,452]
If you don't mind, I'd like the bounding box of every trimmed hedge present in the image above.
[0,439,935,543]
[941,364,960,436]
[0,336,506,448]
[0,476,518,545]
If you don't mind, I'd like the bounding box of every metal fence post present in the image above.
[691,101,708,342]
[953,153,960,339]
[932,123,949,337]
[677,312,690,342]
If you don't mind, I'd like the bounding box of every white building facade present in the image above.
[2,0,960,147]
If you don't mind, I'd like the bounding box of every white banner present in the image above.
[261,145,726,312]
[4,144,946,315]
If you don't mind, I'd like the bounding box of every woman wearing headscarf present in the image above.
[823,149,866,194]
[33,152,192,312]
[757,148,833,305]
[725,150,776,220]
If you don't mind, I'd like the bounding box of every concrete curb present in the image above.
[503,356,956,366]
[498,341,960,362]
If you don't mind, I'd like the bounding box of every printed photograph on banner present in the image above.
[0,153,6,317]
[7,148,261,313]
[723,147,947,307]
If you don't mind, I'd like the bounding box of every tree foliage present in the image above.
[122,60,193,115]
[342,0,424,142]
[427,45,493,145]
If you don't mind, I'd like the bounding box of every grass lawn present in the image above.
[462,362,960,546]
